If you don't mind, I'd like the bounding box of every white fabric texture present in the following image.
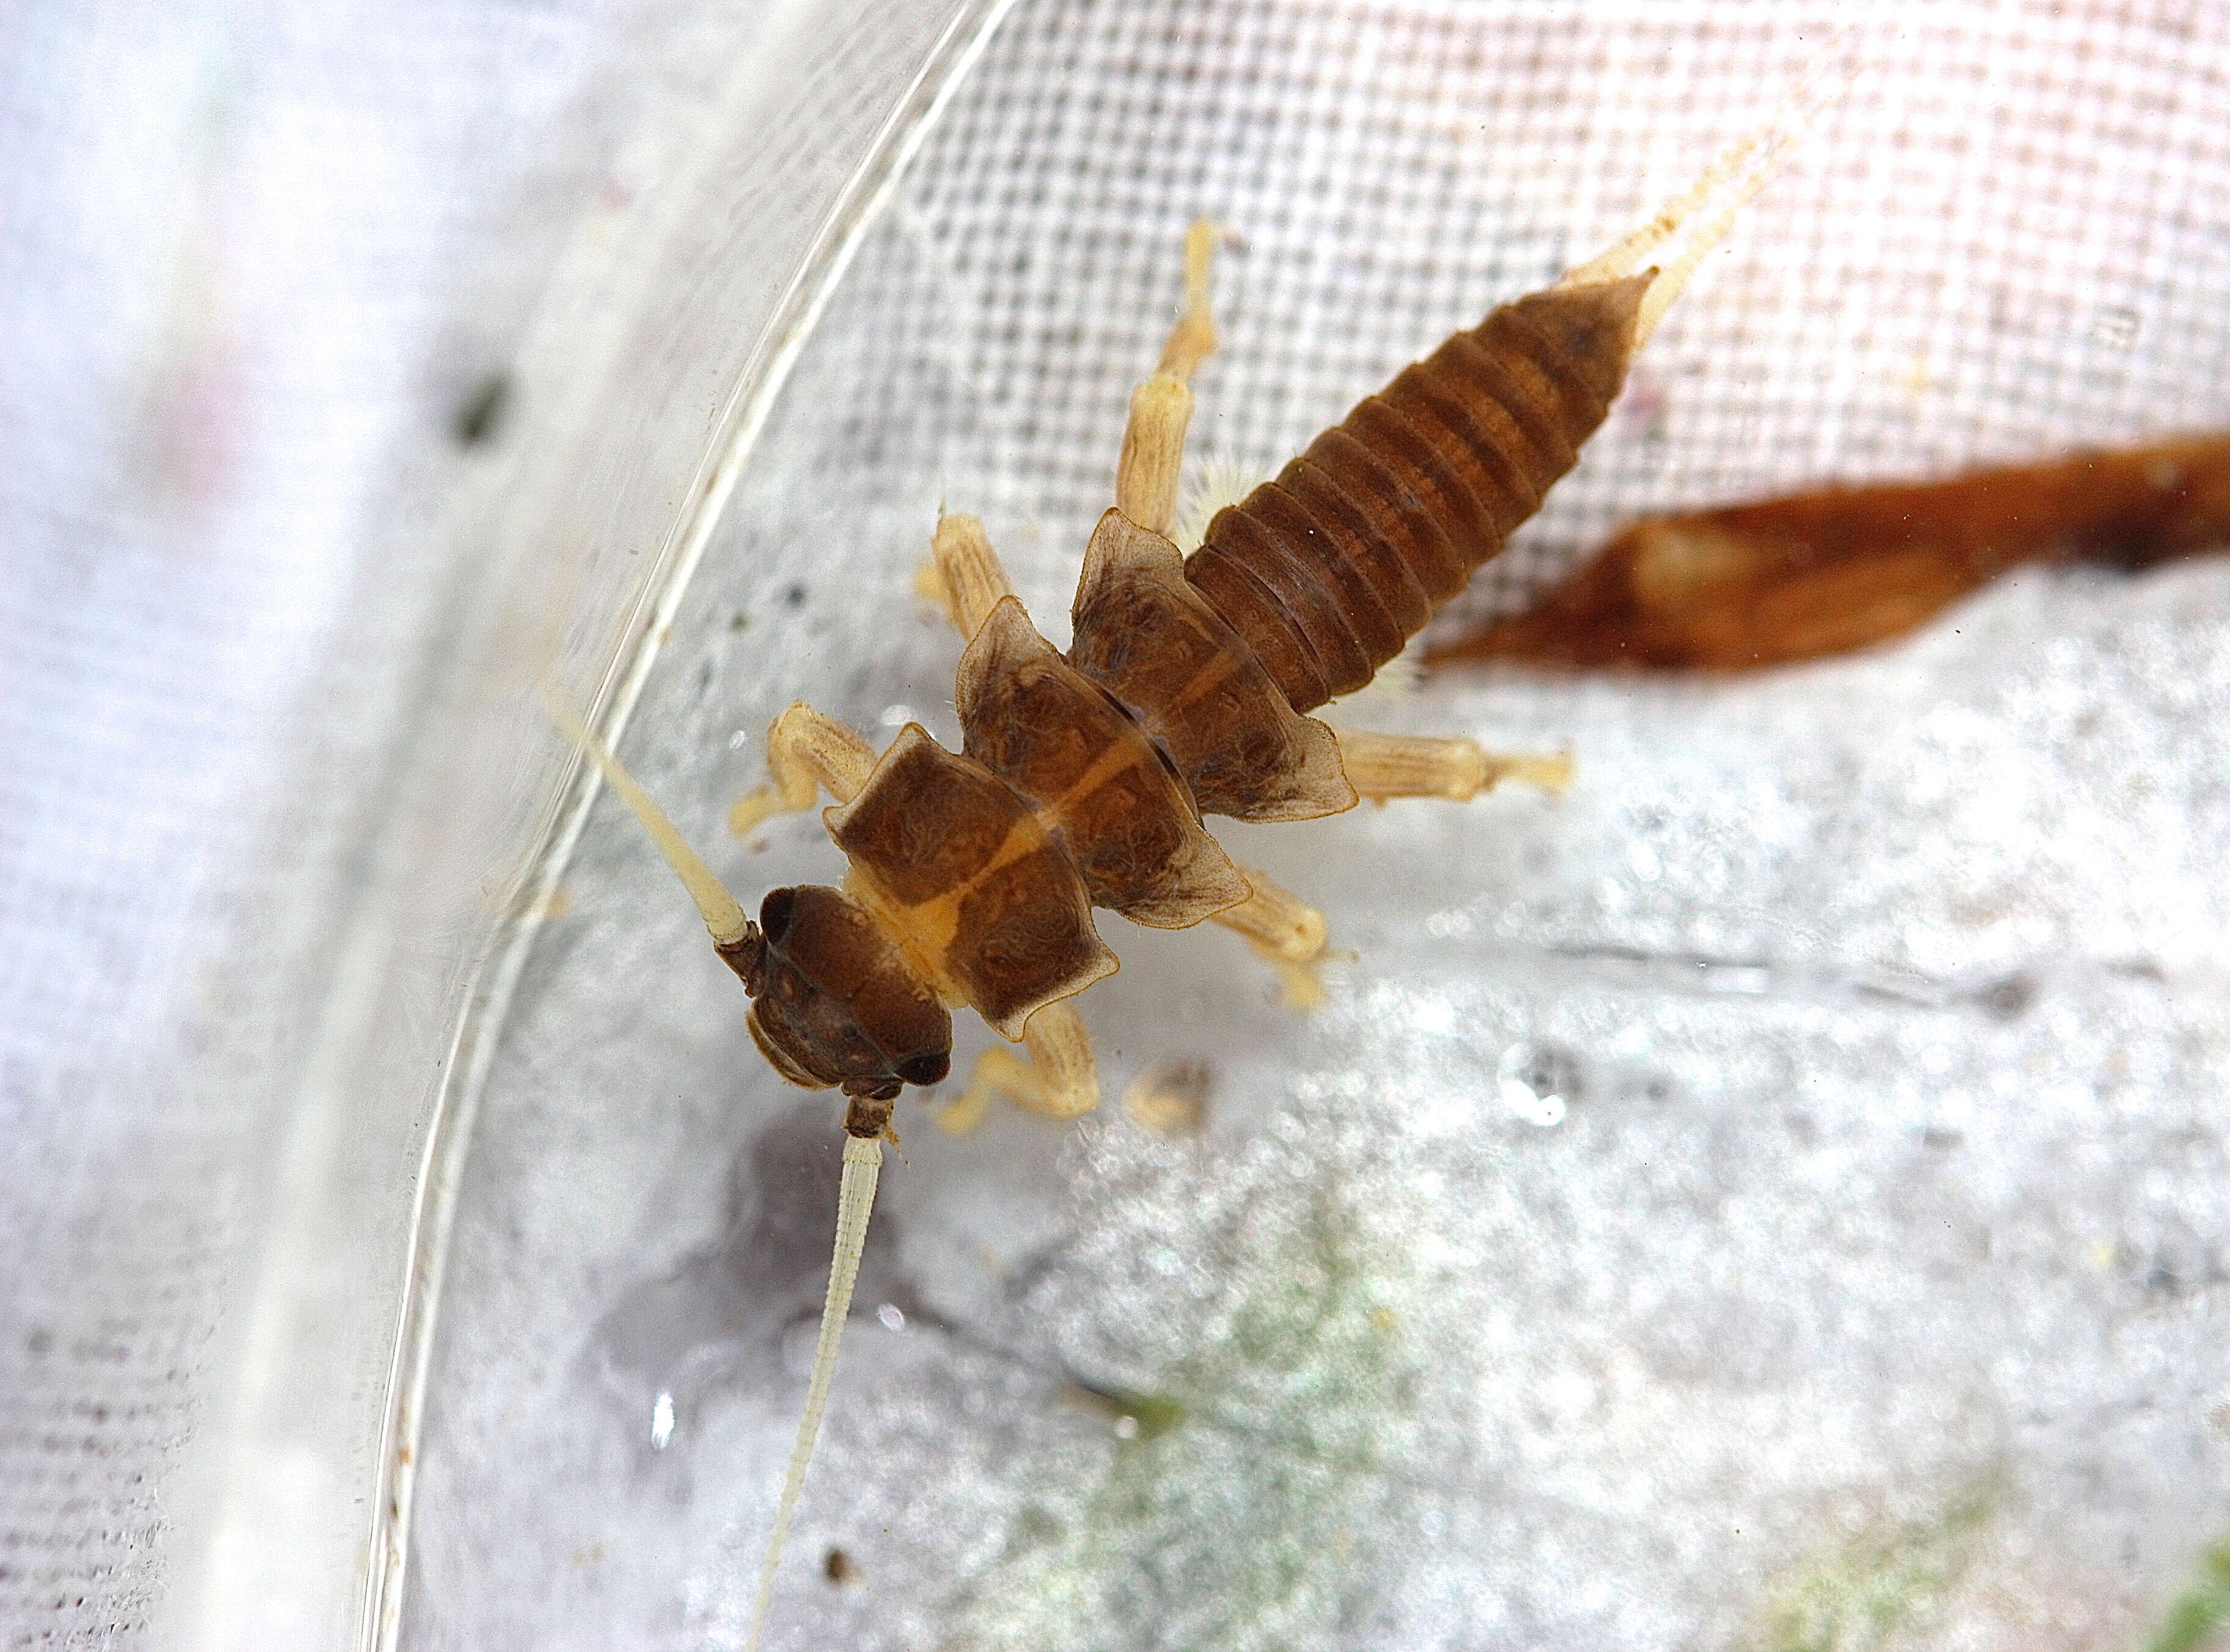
[403,4,2230,1651]
[0,1,657,1640]
[845,1,2229,626]
[7,1,2230,1649]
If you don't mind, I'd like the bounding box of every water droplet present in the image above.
[649,1390,675,1450]
[1497,1041,1581,1128]
[727,729,749,749]
[876,1302,906,1332]
[1112,1414,1141,1440]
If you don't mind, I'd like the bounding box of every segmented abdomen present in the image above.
[1183,273,1650,712]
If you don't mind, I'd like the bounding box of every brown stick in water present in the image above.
[1428,434,2230,674]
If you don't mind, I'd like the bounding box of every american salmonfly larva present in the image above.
[551,75,1841,1651]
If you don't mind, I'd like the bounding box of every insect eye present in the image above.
[760,886,798,944]
[896,1051,949,1087]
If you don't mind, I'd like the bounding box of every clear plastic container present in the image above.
[182,4,2230,1648]
[149,4,1008,1647]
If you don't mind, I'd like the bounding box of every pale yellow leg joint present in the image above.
[1213,868,1329,1011]
[729,702,877,838]
[1336,729,1573,802]
[1114,219,1223,540]
[1158,218,1221,380]
[1116,375,1194,538]
[918,513,1015,640]
[934,1000,1100,1133]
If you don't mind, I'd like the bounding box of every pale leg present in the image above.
[1334,729,1573,803]
[922,221,1218,628]
[1115,219,1221,538]
[727,702,878,838]
[1212,867,1330,1011]
[933,1000,1101,1134]
[913,512,1017,641]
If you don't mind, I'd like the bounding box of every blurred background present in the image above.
[4,2,2227,1650]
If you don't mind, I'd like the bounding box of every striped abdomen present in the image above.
[1184,273,1652,712]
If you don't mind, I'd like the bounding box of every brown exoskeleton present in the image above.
[555,81,1840,1651]
[1430,432,2230,673]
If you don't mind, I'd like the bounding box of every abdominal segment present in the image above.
[1065,510,1354,823]
[1183,274,1650,711]
[824,279,1650,1030]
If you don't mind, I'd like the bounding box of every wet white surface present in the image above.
[403,6,2230,1647]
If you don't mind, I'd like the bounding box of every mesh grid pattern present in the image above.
[404,5,2230,1649]
[12,0,2230,1646]
[0,2,654,1642]
[826,0,2230,630]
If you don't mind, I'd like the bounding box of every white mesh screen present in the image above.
[824,1,2229,628]
[10,2,2229,1649]
[400,4,2230,1651]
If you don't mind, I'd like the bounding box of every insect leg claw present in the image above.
[726,702,877,837]
[932,1001,1101,1131]
[1212,868,1330,1011]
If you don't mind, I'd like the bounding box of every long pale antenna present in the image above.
[542,692,885,1641]
[541,681,752,947]
[1560,41,1863,347]
[745,1133,885,1652]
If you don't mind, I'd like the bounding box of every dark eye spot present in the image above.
[760,887,797,944]
[897,1051,949,1087]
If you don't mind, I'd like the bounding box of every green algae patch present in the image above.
[1742,1474,2003,1652]
[2144,1535,2230,1652]
[949,1174,1425,1652]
